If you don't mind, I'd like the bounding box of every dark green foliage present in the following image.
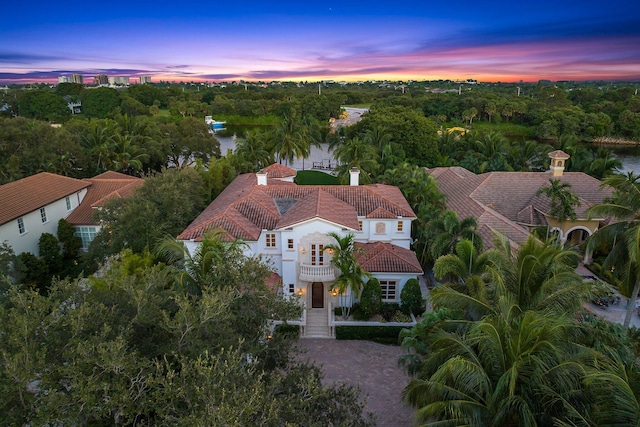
[126,84,167,106]
[400,278,424,316]
[335,325,409,344]
[80,87,121,118]
[15,252,48,292]
[381,302,401,321]
[0,253,372,425]
[17,90,71,122]
[38,233,62,275]
[57,219,82,261]
[91,168,206,258]
[359,278,382,319]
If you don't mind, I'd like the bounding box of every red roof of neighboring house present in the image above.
[356,242,423,274]
[66,172,143,226]
[425,166,612,248]
[178,170,415,242]
[0,173,91,226]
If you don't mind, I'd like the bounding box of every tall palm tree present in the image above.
[81,121,114,172]
[233,130,273,173]
[324,232,371,317]
[269,115,310,166]
[587,172,640,327]
[424,210,483,262]
[402,236,638,426]
[333,137,378,184]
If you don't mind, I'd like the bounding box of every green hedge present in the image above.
[335,326,410,345]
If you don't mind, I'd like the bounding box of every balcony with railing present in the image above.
[299,264,336,282]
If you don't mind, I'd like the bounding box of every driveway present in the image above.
[295,339,416,427]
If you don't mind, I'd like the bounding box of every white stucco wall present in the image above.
[0,190,85,256]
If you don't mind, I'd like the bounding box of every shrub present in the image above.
[359,278,382,319]
[400,278,424,316]
[335,325,409,344]
[391,311,412,323]
[381,302,400,322]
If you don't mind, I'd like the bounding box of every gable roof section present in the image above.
[276,189,359,230]
[0,173,91,226]
[178,172,415,242]
[66,173,143,226]
[356,242,423,274]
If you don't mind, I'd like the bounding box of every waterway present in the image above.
[215,126,640,175]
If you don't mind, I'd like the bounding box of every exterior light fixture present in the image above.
[325,248,335,255]
[331,288,338,296]
[299,246,307,254]
[297,288,303,296]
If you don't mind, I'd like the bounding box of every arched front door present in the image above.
[311,282,324,308]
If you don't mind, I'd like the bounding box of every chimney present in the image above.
[349,168,360,186]
[548,150,570,177]
[257,170,268,186]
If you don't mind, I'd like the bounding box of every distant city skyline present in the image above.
[1,0,639,84]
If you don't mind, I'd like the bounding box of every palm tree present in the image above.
[536,179,581,241]
[81,121,114,172]
[402,236,637,426]
[233,130,273,173]
[324,232,371,317]
[587,172,640,327]
[402,308,638,426]
[110,132,149,174]
[587,147,622,179]
[333,137,378,184]
[269,115,310,166]
[424,210,483,262]
[156,230,247,295]
[433,239,492,292]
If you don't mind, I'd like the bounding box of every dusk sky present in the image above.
[2,0,639,84]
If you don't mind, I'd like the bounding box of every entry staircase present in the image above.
[302,308,332,338]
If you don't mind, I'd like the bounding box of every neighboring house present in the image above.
[0,173,90,256]
[178,164,423,337]
[0,171,142,255]
[66,171,143,249]
[426,150,612,258]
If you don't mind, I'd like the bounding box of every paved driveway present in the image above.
[295,339,416,427]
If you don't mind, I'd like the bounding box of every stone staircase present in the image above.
[302,308,332,338]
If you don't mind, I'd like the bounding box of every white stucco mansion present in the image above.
[177,164,423,337]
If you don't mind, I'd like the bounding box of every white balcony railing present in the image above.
[299,264,336,282]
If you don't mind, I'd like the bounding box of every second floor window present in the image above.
[397,221,403,232]
[66,196,72,211]
[266,233,276,247]
[311,244,324,266]
[40,207,48,223]
[287,238,294,249]
[17,217,26,234]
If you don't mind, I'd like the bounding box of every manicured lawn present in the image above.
[295,170,339,185]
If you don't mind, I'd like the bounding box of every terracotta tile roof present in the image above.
[0,173,91,226]
[548,150,570,159]
[356,242,423,274]
[178,172,415,242]
[276,189,360,229]
[66,174,143,226]
[426,166,611,248]
[262,163,296,178]
[367,207,398,219]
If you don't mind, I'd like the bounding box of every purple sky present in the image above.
[1,0,639,83]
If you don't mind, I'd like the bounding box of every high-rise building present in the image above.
[94,74,108,85]
[71,74,84,84]
[139,76,152,84]
[108,76,130,85]
[58,76,71,84]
